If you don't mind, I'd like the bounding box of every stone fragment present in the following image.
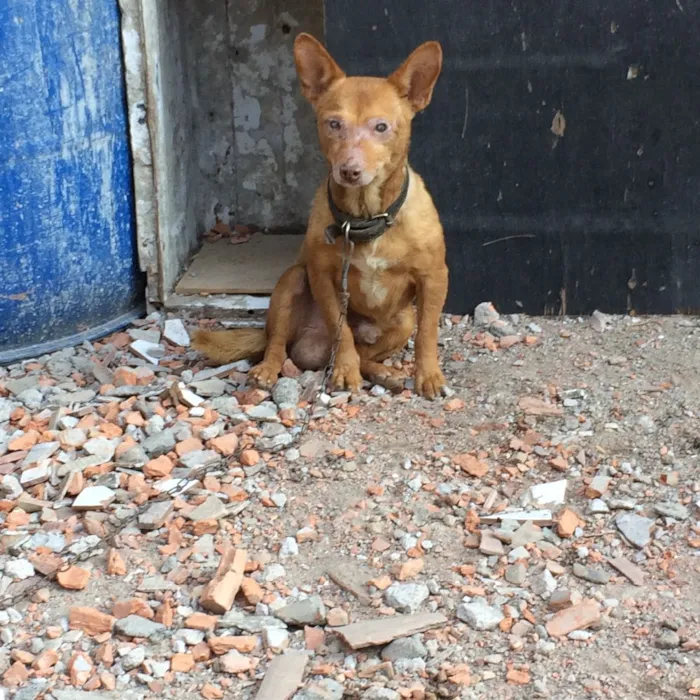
[335,613,447,650]
[616,513,654,548]
[188,495,227,521]
[531,569,557,598]
[72,486,115,511]
[208,635,259,655]
[275,596,327,626]
[6,559,35,580]
[549,589,582,611]
[505,564,527,586]
[479,531,504,556]
[456,599,504,631]
[138,500,174,530]
[254,649,308,700]
[130,339,163,364]
[572,563,610,585]
[21,441,60,468]
[653,501,690,521]
[114,615,165,640]
[384,583,429,614]
[164,319,191,347]
[655,630,680,649]
[585,475,611,498]
[219,650,255,674]
[20,462,51,488]
[381,636,427,661]
[527,480,567,506]
[272,378,301,407]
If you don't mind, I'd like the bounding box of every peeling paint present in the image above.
[119,0,324,302]
[233,89,262,131]
[1,0,143,356]
[249,24,267,44]
[229,0,324,229]
[119,0,158,298]
[551,110,566,137]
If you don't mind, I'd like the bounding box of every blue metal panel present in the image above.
[0,0,144,362]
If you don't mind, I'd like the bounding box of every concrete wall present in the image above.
[226,0,325,230]
[120,0,325,302]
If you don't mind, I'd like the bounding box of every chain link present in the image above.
[320,224,354,398]
[0,230,355,610]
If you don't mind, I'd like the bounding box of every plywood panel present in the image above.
[175,235,303,295]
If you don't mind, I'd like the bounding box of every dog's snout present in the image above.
[331,149,370,188]
[339,164,362,185]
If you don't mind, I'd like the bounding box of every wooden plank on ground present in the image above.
[175,235,302,295]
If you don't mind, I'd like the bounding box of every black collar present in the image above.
[325,169,410,245]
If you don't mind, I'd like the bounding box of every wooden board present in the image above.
[175,235,303,295]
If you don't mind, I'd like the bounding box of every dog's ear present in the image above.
[294,33,345,105]
[388,41,443,113]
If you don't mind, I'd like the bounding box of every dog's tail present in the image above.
[191,328,267,364]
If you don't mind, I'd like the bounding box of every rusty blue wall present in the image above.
[0,0,144,362]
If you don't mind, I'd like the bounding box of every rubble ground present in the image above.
[1,305,699,700]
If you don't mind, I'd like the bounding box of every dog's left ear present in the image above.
[388,41,443,113]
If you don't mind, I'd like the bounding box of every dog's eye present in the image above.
[375,122,389,133]
[329,119,341,130]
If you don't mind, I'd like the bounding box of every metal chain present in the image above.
[0,229,355,610]
[320,224,354,397]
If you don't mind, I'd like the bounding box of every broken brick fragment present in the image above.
[200,547,247,614]
[106,548,127,576]
[57,566,91,590]
[69,607,115,636]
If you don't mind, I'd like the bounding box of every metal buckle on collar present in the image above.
[371,212,394,227]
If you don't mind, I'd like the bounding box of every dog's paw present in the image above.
[249,361,281,389]
[367,366,406,395]
[414,364,446,400]
[331,358,363,393]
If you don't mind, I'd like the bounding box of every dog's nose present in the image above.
[339,164,362,185]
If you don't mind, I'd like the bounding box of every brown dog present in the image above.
[193,33,448,399]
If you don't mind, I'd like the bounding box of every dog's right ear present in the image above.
[294,33,345,106]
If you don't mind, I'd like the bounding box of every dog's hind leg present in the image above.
[249,264,308,389]
[355,307,415,393]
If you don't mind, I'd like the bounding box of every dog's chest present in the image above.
[349,243,394,308]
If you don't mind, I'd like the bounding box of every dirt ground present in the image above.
[0,307,698,700]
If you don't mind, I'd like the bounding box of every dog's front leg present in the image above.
[307,264,362,392]
[414,265,448,399]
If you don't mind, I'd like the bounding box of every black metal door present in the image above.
[324,0,700,315]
